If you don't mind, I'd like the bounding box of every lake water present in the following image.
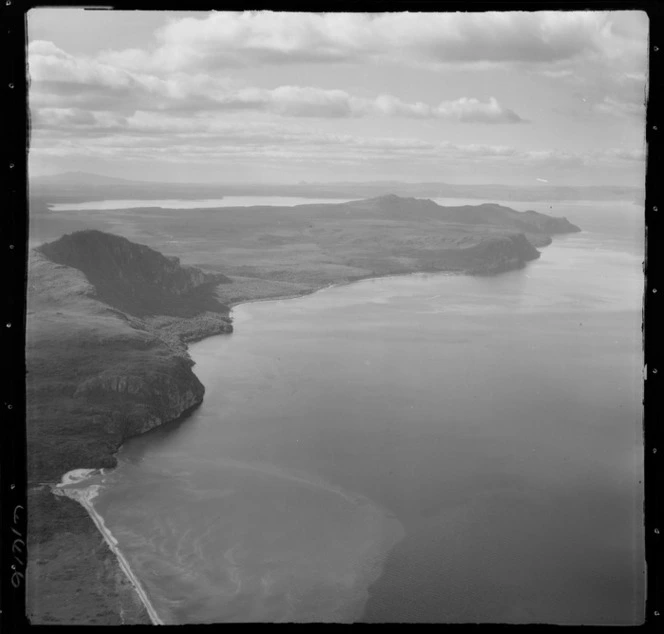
[72,200,645,624]
[47,196,354,211]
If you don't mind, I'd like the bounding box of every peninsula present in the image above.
[26,194,580,624]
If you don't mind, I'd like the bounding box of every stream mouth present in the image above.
[54,469,165,625]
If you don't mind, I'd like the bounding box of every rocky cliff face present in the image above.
[27,235,233,483]
[26,313,210,482]
[73,356,204,436]
[411,232,541,276]
[517,209,581,235]
[468,233,541,274]
[27,233,235,625]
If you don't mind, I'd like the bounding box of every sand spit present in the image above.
[54,470,165,625]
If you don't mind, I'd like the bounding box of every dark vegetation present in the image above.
[26,236,231,624]
[38,230,231,317]
[29,194,580,305]
[26,234,231,484]
[27,487,151,625]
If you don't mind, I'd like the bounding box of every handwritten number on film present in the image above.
[11,505,25,588]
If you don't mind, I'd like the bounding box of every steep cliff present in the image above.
[26,234,237,625]
[463,233,542,274]
[517,208,581,235]
[26,237,231,484]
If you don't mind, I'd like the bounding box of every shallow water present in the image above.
[85,200,644,624]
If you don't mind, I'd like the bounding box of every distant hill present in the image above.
[31,194,583,286]
[30,171,641,203]
[341,194,581,235]
[32,171,149,186]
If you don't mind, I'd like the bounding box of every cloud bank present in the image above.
[27,10,647,184]
[29,41,523,122]
[100,11,647,72]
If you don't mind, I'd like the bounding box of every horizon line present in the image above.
[30,170,643,191]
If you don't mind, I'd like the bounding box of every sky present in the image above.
[27,9,648,187]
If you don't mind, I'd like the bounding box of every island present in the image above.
[26,195,580,624]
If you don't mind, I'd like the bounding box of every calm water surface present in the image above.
[87,201,644,624]
[48,196,354,211]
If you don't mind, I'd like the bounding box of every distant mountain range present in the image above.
[33,171,150,186]
[30,171,643,203]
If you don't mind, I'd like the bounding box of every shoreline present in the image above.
[47,269,448,625]
[218,237,563,320]
[47,235,564,624]
[53,470,165,625]
[224,269,461,318]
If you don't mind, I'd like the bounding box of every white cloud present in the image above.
[597,147,645,161]
[539,69,576,79]
[26,11,647,185]
[29,39,137,90]
[594,96,645,118]
[97,10,646,74]
[30,106,644,172]
[371,95,523,123]
[535,63,647,121]
[29,41,523,122]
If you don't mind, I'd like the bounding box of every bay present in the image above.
[84,200,645,624]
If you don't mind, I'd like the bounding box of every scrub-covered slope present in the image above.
[37,229,231,318]
[26,233,233,624]
[28,231,233,482]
